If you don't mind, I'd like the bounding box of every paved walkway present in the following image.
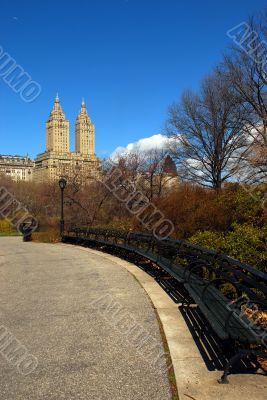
[0,238,171,400]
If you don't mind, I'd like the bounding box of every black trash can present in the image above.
[19,221,34,242]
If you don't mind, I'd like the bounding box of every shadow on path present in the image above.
[91,245,265,377]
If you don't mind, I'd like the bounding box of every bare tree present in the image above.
[166,71,247,189]
[222,15,267,182]
[114,148,177,201]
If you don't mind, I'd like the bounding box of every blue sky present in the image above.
[0,0,266,159]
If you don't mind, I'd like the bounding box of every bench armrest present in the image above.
[184,261,216,283]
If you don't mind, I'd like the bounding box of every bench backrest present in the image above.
[67,226,267,308]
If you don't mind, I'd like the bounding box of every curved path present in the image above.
[0,238,171,400]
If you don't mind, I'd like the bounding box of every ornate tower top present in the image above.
[77,99,91,121]
[47,94,67,122]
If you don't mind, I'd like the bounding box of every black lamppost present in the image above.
[58,178,67,236]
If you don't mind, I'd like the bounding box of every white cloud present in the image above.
[111,134,170,159]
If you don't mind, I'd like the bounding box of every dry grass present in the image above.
[242,306,267,372]
[32,231,61,243]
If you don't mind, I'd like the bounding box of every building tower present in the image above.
[46,94,70,153]
[75,100,95,155]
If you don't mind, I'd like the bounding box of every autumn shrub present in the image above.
[189,223,267,272]
[156,183,266,239]
[96,217,134,230]
[223,223,267,271]
[0,219,17,235]
[1,176,266,255]
[187,230,225,251]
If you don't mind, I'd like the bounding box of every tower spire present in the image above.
[79,98,88,115]
[75,99,95,155]
[46,95,70,153]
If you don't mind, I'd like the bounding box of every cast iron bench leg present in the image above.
[218,349,267,384]
[218,351,243,384]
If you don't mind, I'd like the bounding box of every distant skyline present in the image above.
[1,0,267,159]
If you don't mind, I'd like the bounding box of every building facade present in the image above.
[0,155,34,182]
[34,96,100,183]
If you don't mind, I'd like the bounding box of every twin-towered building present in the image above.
[0,96,100,183]
[34,95,100,183]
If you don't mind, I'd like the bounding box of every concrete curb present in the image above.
[59,244,267,400]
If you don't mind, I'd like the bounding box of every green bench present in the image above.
[63,227,267,383]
